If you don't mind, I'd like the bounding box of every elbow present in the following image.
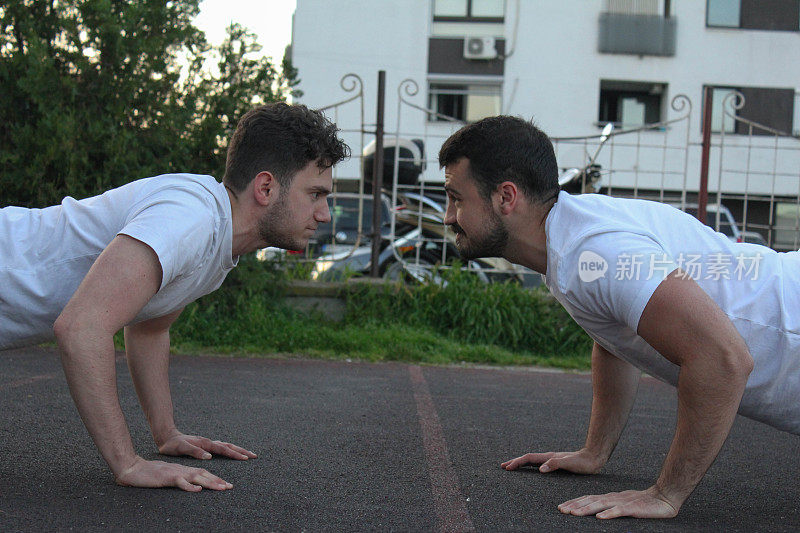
[53,313,70,344]
[723,346,754,384]
[53,313,77,355]
[54,310,116,356]
[738,351,755,379]
[53,312,93,357]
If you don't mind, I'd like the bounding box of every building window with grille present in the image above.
[428,83,502,122]
[433,0,505,22]
[707,0,800,31]
[598,80,666,127]
[773,202,800,250]
[704,85,796,135]
[707,86,738,133]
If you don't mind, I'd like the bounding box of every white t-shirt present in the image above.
[0,174,238,350]
[545,192,800,434]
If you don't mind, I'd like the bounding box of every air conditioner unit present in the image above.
[463,37,497,60]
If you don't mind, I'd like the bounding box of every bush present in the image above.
[343,266,592,357]
[166,257,593,369]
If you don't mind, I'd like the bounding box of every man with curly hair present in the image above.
[0,103,349,491]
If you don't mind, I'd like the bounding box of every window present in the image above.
[598,81,666,127]
[428,83,502,122]
[708,86,738,133]
[433,0,504,22]
[773,202,800,249]
[705,85,795,135]
[707,0,740,27]
[707,0,800,31]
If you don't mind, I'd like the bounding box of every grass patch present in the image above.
[162,255,593,370]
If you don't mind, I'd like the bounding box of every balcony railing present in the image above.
[598,11,676,56]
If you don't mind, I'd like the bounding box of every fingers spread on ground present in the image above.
[228,444,257,458]
[570,499,613,516]
[189,445,212,459]
[503,452,554,470]
[212,442,248,460]
[596,505,626,519]
[558,495,594,512]
[193,471,229,490]
[176,478,202,492]
[540,459,558,473]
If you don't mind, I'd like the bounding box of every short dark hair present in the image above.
[224,103,350,193]
[438,115,559,203]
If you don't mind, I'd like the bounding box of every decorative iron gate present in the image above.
[293,74,800,282]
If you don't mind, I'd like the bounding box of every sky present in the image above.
[193,0,297,64]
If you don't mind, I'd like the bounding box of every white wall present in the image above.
[292,0,431,181]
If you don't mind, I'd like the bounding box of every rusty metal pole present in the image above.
[698,86,713,225]
[369,70,386,277]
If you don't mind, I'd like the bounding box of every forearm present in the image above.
[584,342,642,461]
[56,326,138,476]
[653,354,751,506]
[124,323,178,446]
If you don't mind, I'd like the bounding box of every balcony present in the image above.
[598,12,677,56]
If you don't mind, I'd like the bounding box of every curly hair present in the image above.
[224,103,350,193]
[438,115,558,203]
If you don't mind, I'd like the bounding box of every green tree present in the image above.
[0,0,299,207]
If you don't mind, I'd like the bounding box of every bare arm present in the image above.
[583,342,641,464]
[502,342,640,474]
[55,235,161,476]
[124,310,183,447]
[55,235,232,491]
[558,270,753,519]
[124,311,256,461]
[644,272,752,507]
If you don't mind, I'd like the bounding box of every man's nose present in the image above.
[317,202,332,223]
[443,202,456,226]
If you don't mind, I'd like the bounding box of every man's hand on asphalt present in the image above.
[115,456,234,492]
[501,448,605,475]
[502,452,680,519]
[557,487,679,519]
[158,432,258,461]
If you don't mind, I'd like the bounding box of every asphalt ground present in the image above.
[1,347,799,532]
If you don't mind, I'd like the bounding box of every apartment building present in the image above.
[290,0,800,247]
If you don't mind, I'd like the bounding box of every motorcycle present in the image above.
[557,122,614,194]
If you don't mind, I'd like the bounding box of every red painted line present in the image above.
[0,373,58,390]
[409,365,475,533]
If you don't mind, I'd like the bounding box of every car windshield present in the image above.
[684,208,734,237]
[317,197,388,234]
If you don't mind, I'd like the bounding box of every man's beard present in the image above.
[257,194,305,251]
[451,210,508,260]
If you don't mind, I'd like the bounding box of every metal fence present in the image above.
[287,74,800,282]
[716,91,800,250]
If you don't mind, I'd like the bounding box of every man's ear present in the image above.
[496,181,518,215]
[252,171,279,206]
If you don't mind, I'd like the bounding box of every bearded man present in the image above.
[439,115,799,519]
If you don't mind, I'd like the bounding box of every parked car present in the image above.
[672,203,770,246]
[312,192,394,254]
[311,193,529,284]
[257,189,536,285]
[255,192,393,264]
